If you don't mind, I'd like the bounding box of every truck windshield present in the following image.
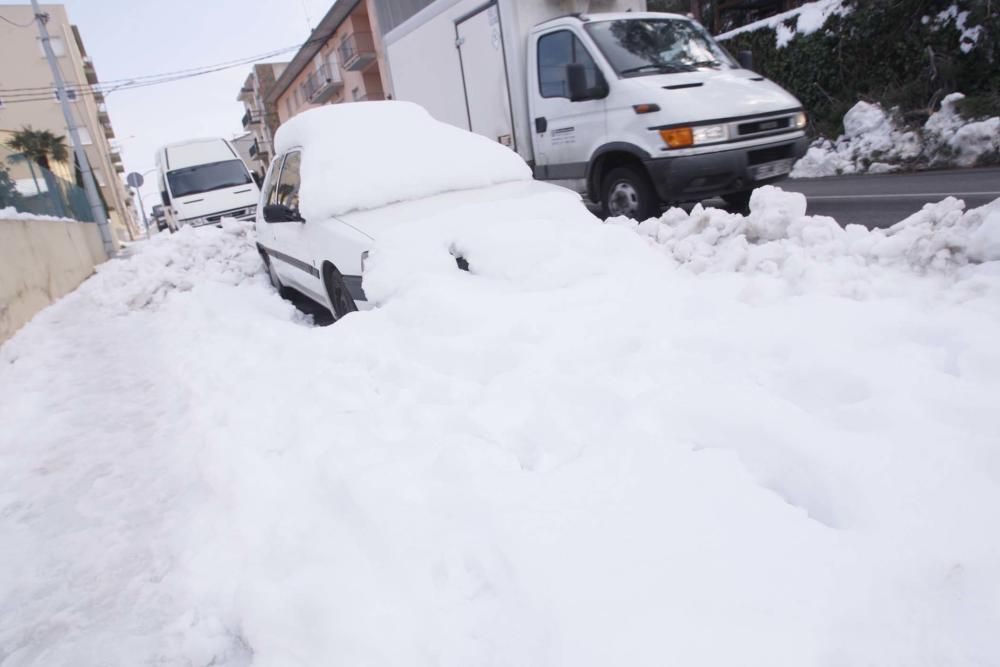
[585,18,735,77]
[167,160,252,198]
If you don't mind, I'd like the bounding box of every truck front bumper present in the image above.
[644,135,809,203]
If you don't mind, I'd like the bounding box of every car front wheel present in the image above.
[323,263,358,321]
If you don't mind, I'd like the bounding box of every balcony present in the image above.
[241,109,261,129]
[337,32,376,72]
[97,103,109,124]
[93,89,105,103]
[110,150,122,164]
[82,55,98,85]
[103,123,114,139]
[354,92,385,102]
[114,163,125,174]
[303,62,343,104]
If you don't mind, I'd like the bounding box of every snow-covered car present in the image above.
[254,101,585,319]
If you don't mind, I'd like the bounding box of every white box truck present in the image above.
[380,0,808,219]
[156,138,260,232]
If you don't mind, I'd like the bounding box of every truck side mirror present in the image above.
[738,50,754,71]
[160,190,170,206]
[566,63,608,102]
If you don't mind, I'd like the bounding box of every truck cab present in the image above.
[381,1,808,219]
[155,138,260,231]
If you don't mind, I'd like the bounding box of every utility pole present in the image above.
[31,0,115,257]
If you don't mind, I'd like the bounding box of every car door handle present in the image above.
[534,116,547,133]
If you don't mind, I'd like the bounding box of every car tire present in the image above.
[723,189,753,214]
[322,263,358,321]
[601,165,659,221]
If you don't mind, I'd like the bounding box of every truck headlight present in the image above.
[793,111,808,129]
[692,124,729,144]
[659,124,729,148]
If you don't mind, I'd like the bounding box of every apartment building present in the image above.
[236,62,287,179]
[265,0,391,128]
[0,3,137,242]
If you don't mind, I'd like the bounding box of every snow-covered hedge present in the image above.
[718,0,999,144]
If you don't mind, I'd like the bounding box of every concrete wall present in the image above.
[0,217,107,344]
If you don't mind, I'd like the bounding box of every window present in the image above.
[262,159,282,208]
[584,19,735,77]
[537,31,602,99]
[54,88,78,102]
[274,151,301,213]
[166,160,252,198]
[38,36,66,57]
[73,126,92,145]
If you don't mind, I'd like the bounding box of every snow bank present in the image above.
[716,0,851,47]
[273,101,531,219]
[2,189,1000,666]
[0,205,75,223]
[792,94,1000,177]
[610,186,1000,281]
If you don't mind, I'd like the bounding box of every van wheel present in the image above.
[602,166,658,221]
[723,190,753,214]
[322,263,358,321]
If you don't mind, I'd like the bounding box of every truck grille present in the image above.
[738,116,791,136]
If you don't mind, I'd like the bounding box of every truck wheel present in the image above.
[323,263,358,321]
[602,166,658,221]
[723,190,753,214]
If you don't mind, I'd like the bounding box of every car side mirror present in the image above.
[263,203,303,223]
[738,50,754,71]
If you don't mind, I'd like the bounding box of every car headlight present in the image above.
[793,111,808,129]
[246,205,257,216]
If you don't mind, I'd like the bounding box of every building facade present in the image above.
[236,62,287,179]
[0,4,138,242]
[264,0,391,129]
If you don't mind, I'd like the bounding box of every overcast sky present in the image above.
[53,0,333,211]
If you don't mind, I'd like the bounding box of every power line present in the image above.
[0,13,36,28]
[0,33,332,97]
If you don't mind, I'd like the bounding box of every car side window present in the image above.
[538,30,601,98]
[275,151,302,214]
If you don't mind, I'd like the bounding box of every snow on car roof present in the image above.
[273,101,531,219]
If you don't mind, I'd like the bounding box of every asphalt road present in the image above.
[777,167,1000,229]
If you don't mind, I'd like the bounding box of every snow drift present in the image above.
[2,190,999,666]
[792,93,1000,177]
[272,101,531,219]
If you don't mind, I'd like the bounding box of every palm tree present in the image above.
[6,126,69,171]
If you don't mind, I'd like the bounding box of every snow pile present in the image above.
[610,186,1000,280]
[0,205,75,223]
[792,94,1000,177]
[273,101,531,219]
[924,92,1000,167]
[716,0,851,47]
[3,187,1000,665]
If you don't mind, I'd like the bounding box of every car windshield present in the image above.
[167,159,252,198]
[585,18,735,77]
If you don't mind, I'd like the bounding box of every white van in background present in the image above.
[156,138,259,231]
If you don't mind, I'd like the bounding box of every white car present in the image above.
[254,101,584,320]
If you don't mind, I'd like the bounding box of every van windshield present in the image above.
[585,18,735,77]
[167,160,252,198]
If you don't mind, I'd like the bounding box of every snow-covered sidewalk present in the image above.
[2,190,1000,666]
